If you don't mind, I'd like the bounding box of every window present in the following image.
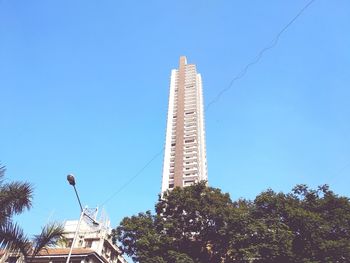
[66,239,73,248]
[169,183,174,188]
[85,240,92,248]
[184,180,195,186]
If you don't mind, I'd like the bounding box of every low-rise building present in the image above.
[59,215,126,263]
[1,209,127,263]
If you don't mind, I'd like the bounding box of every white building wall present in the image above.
[162,57,208,192]
[161,70,177,193]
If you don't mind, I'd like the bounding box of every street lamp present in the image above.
[66,174,99,263]
[67,174,83,212]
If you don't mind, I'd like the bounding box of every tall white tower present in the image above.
[161,56,208,193]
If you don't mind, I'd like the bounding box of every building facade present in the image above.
[161,56,208,193]
[0,209,127,263]
[31,248,112,263]
[58,210,127,263]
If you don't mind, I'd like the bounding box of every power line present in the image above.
[99,0,317,206]
[100,147,164,206]
[326,161,350,185]
[205,0,316,111]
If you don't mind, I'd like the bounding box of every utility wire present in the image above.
[205,0,316,111]
[100,0,317,206]
[326,161,350,184]
[100,147,164,206]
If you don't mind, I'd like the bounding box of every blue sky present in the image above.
[1,0,349,238]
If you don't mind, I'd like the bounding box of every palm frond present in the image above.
[0,181,33,219]
[0,165,6,184]
[31,222,64,256]
[0,221,31,258]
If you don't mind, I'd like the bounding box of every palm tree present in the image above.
[0,164,64,262]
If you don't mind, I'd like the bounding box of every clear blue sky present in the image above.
[1,0,349,238]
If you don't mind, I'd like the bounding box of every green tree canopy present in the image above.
[114,182,350,263]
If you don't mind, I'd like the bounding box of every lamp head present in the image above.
[67,174,76,186]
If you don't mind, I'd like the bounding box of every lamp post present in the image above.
[67,174,83,212]
[66,174,99,263]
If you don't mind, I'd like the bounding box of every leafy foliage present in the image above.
[0,165,33,228]
[0,164,64,261]
[114,182,350,263]
[31,223,65,257]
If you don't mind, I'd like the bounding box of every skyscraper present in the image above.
[161,56,208,193]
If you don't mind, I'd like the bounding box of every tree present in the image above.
[155,183,248,262]
[0,164,64,262]
[114,182,350,263]
[115,182,254,262]
[250,184,350,262]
